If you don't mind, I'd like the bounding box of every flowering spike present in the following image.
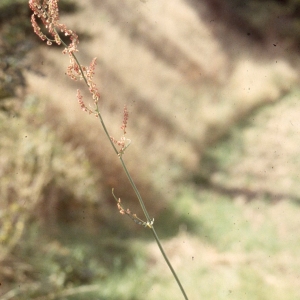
[121,105,129,134]
[110,106,131,155]
[76,89,94,114]
[29,0,101,110]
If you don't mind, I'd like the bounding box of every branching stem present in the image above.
[50,24,189,300]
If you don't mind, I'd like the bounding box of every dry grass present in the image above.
[26,0,298,211]
[211,90,300,200]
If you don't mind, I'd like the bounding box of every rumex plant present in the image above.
[28,1,189,299]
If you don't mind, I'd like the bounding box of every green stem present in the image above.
[119,156,152,222]
[95,104,119,155]
[60,37,118,155]
[117,155,189,299]
[151,226,189,300]
[58,33,189,300]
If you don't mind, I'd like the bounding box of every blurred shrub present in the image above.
[0,97,102,264]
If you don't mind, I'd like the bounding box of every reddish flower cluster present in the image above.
[81,58,101,104]
[121,105,129,134]
[29,0,78,50]
[76,89,93,114]
[110,105,130,154]
[29,0,100,112]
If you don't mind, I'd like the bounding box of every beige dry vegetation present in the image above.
[26,0,298,208]
[2,0,300,298]
[211,91,300,200]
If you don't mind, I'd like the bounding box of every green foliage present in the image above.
[162,188,300,299]
[0,97,100,265]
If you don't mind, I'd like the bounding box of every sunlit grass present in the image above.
[3,181,300,300]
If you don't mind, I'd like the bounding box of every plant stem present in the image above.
[151,226,189,300]
[117,148,189,299]
[95,104,119,155]
[58,32,189,300]
[119,156,152,222]
[98,101,189,300]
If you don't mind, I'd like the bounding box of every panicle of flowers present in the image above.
[74,58,101,116]
[110,106,131,155]
[85,58,101,105]
[29,0,78,49]
[29,0,80,80]
[29,0,101,115]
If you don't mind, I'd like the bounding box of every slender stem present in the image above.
[57,31,189,300]
[95,104,118,155]
[119,156,152,222]
[151,226,189,300]
[117,155,189,299]
[59,36,118,154]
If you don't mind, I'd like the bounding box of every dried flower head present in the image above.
[110,106,131,155]
[121,105,129,134]
[29,0,101,113]
[29,0,78,51]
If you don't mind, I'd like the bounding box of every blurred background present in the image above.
[1,0,300,299]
